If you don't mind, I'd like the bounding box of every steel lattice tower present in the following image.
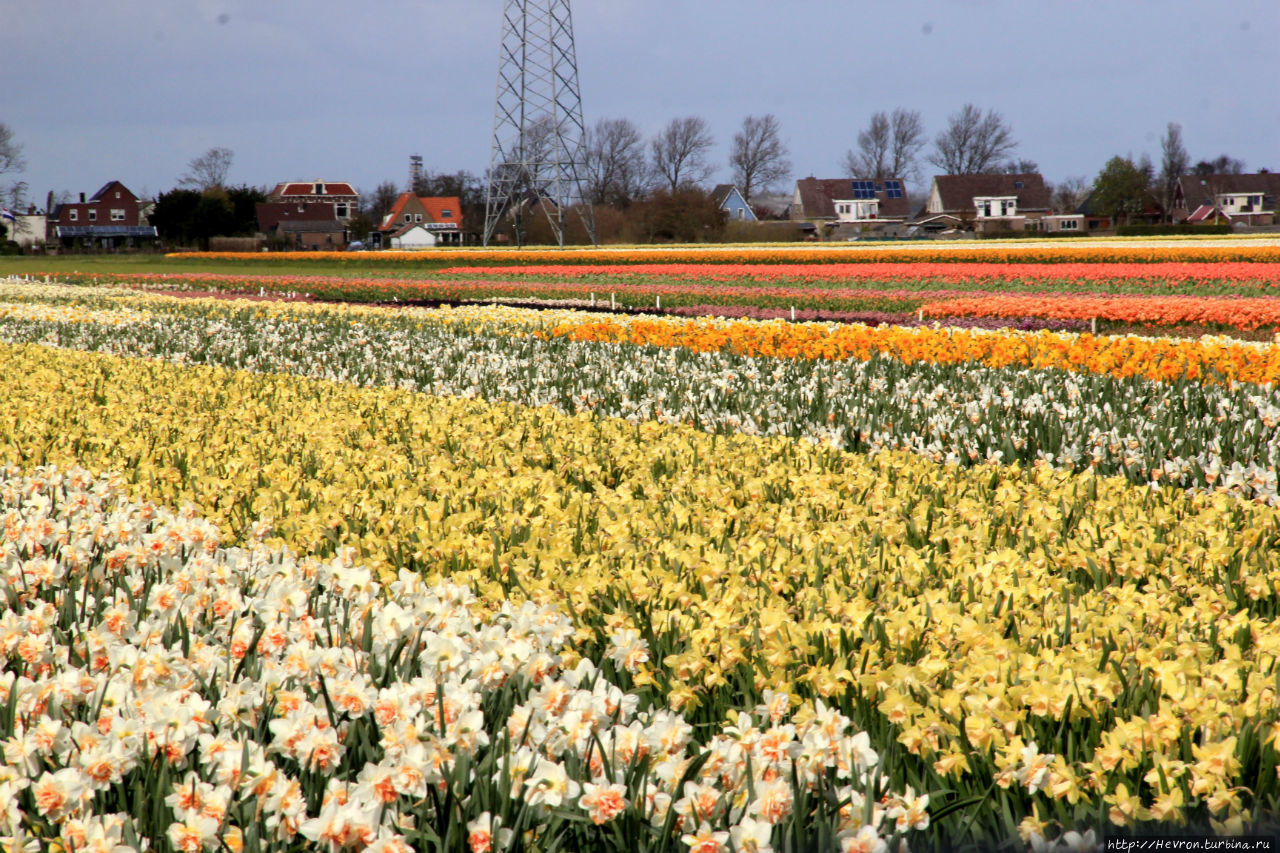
[483,0,595,247]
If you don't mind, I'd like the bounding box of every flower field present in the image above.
[30,255,1280,333]
[2,273,1280,850]
[174,243,1280,265]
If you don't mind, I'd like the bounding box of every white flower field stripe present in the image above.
[0,286,1277,503]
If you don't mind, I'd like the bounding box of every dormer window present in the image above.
[315,183,325,195]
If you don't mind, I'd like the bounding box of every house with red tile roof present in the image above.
[373,192,463,248]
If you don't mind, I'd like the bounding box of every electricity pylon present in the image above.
[483,0,596,247]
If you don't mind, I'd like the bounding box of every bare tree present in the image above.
[583,117,648,206]
[843,109,925,183]
[1157,122,1190,220]
[844,112,890,178]
[1000,159,1040,174]
[651,116,715,193]
[729,114,791,203]
[1050,176,1089,213]
[0,123,24,179]
[1192,154,1246,176]
[178,147,234,191]
[365,181,402,222]
[928,104,1018,175]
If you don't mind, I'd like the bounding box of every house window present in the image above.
[88,210,97,221]
[114,191,121,199]
[982,201,992,217]
[404,214,411,223]
[314,183,326,195]
[441,209,453,218]
[737,208,745,219]
[110,209,125,221]
[69,209,78,222]
[415,214,423,222]
[1014,180,1024,189]
[335,203,349,218]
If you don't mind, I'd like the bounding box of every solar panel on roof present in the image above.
[851,180,876,199]
[884,180,903,198]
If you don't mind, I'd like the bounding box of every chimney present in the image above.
[79,192,86,203]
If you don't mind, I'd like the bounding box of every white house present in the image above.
[389,222,447,249]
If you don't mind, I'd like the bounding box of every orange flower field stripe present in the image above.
[920,293,1280,330]
[542,315,1280,385]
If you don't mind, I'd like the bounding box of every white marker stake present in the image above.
[656,294,661,310]
[791,306,796,321]
[611,293,616,311]
[591,292,595,307]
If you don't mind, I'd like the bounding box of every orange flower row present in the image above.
[544,315,1280,385]
[920,294,1280,330]
[173,243,1280,265]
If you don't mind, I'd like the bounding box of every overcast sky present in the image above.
[4,0,1278,206]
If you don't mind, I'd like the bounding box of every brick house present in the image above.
[46,181,158,249]
[266,181,359,223]
[372,192,463,248]
[256,201,350,250]
[911,173,1051,235]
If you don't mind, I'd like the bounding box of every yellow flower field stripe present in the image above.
[541,314,1280,386]
[4,339,1280,830]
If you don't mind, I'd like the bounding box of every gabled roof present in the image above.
[420,196,461,226]
[1177,173,1280,209]
[711,184,740,206]
[89,181,136,202]
[930,173,1050,212]
[380,193,425,230]
[379,194,462,232]
[389,222,432,238]
[793,177,912,220]
[1186,204,1231,223]
[268,181,359,199]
